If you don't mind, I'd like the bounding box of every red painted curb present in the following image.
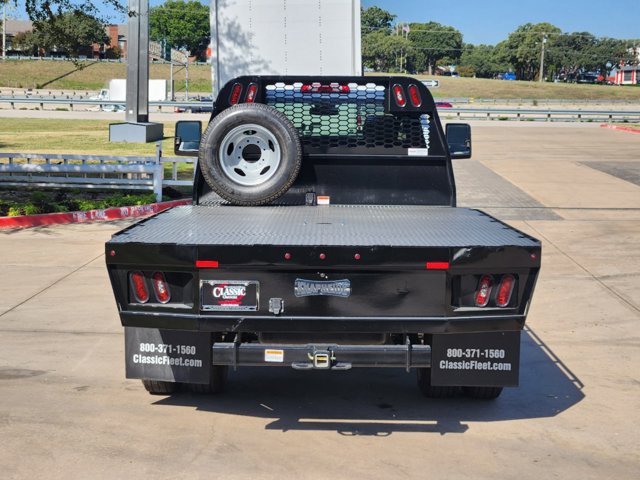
[600,124,640,134]
[0,199,192,230]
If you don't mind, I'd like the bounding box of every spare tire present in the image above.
[199,103,302,205]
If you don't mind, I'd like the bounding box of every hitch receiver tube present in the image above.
[212,343,431,369]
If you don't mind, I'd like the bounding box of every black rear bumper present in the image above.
[119,310,526,334]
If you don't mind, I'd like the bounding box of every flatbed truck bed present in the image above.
[110,204,538,249]
[105,75,541,399]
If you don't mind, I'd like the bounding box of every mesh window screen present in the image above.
[265,82,430,154]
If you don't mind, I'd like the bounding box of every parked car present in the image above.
[435,101,453,108]
[576,73,601,84]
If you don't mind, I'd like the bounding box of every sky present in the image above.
[7,0,640,46]
[362,0,640,45]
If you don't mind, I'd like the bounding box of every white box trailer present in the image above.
[94,79,167,102]
[209,0,362,95]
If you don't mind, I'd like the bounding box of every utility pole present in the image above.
[2,1,7,61]
[185,56,189,100]
[539,33,547,82]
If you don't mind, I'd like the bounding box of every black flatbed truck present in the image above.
[106,76,541,399]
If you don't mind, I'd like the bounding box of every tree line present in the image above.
[8,0,210,60]
[9,1,638,79]
[362,6,638,80]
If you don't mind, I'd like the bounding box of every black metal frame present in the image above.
[211,341,432,371]
[193,75,457,207]
[106,75,542,387]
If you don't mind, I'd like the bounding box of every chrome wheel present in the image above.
[218,123,281,187]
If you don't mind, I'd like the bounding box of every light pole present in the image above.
[2,1,7,61]
[539,34,547,83]
[109,0,163,143]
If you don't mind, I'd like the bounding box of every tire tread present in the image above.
[141,379,179,395]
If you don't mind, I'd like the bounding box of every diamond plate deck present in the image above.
[109,205,539,248]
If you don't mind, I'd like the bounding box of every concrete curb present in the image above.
[600,124,640,134]
[0,198,192,230]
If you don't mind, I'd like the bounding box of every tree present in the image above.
[405,22,463,74]
[588,38,636,78]
[22,1,124,23]
[11,30,39,55]
[460,44,510,78]
[362,29,412,72]
[149,0,210,60]
[28,11,109,57]
[501,23,561,81]
[361,5,395,35]
[546,32,597,79]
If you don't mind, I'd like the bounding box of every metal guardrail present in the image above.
[0,146,196,201]
[1,96,639,121]
[0,96,204,111]
[439,107,640,122]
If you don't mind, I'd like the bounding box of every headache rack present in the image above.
[213,76,447,157]
[196,76,456,207]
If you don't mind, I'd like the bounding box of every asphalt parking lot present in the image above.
[1,122,639,479]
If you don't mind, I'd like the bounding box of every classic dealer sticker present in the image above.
[200,280,259,311]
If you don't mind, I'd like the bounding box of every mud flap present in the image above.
[431,331,521,387]
[125,327,212,384]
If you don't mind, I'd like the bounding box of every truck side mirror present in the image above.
[174,120,202,156]
[446,123,472,159]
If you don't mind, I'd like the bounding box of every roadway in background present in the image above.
[0,123,639,479]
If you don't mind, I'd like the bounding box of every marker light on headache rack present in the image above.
[392,84,407,107]
[229,83,242,104]
[408,84,422,107]
[301,83,350,94]
[245,83,258,103]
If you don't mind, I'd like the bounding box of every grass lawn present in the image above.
[0,60,212,93]
[0,118,197,182]
[0,118,177,155]
[1,60,639,101]
[368,73,640,101]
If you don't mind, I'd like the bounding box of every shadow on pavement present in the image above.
[154,327,584,435]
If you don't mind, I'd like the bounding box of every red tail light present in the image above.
[196,260,219,268]
[301,83,350,94]
[151,272,171,304]
[475,275,493,307]
[496,274,515,307]
[392,84,406,107]
[245,83,258,102]
[408,84,422,107]
[229,83,242,104]
[130,271,149,303]
[426,262,449,270]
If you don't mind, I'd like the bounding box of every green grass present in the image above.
[0,118,197,181]
[0,59,212,92]
[368,73,640,101]
[1,60,639,100]
[0,118,177,155]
